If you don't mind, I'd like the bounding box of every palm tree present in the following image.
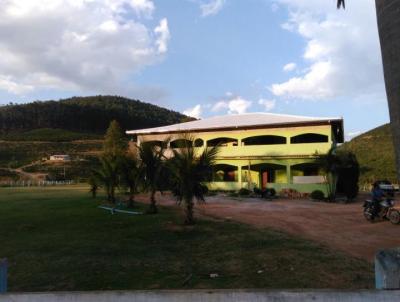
[88,175,99,199]
[92,156,121,204]
[168,137,218,225]
[375,0,400,181]
[121,152,143,208]
[137,140,169,214]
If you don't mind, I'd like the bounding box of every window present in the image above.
[242,135,286,146]
[290,133,329,144]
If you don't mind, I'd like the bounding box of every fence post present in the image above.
[0,258,7,293]
[375,248,400,289]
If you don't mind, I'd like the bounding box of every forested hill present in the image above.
[0,95,191,134]
[340,123,397,185]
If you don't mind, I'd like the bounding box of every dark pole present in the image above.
[375,0,400,181]
[0,258,7,293]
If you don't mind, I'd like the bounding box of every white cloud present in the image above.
[183,104,202,119]
[228,97,252,114]
[271,0,385,101]
[0,0,169,98]
[283,62,297,72]
[272,61,334,99]
[258,99,276,111]
[200,0,226,17]
[211,101,229,112]
[130,0,155,18]
[212,96,252,114]
[154,18,170,54]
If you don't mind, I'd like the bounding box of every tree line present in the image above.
[0,95,193,134]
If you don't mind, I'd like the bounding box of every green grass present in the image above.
[0,186,374,291]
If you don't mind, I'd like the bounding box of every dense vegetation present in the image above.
[0,95,191,134]
[0,186,373,291]
[0,140,102,169]
[0,128,101,142]
[340,124,397,186]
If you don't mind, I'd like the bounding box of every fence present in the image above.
[0,180,75,187]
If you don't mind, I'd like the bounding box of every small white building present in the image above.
[49,155,71,161]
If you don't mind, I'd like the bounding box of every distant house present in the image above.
[49,155,71,161]
[126,113,344,196]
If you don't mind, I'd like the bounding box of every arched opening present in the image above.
[170,139,192,149]
[291,162,325,184]
[194,138,204,147]
[242,135,286,146]
[290,133,329,144]
[291,163,321,176]
[141,140,167,148]
[207,137,238,147]
[212,164,238,182]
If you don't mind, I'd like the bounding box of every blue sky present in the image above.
[0,0,388,140]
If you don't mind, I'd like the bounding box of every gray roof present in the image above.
[126,112,343,135]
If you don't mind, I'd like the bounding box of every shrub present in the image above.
[253,187,262,195]
[310,190,325,201]
[238,188,251,196]
[268,188,276,197]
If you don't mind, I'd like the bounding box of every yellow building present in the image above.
[127,113,344,195]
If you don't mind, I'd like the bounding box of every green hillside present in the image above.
[0,128,101,142]
[0,95,191,134]
[0,96,191,182]
[340,123,397,186]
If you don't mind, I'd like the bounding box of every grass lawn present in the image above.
[0,186,373,291]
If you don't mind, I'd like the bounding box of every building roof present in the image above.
[126,112,343,136]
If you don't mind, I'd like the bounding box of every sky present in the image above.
[0,0,389,140]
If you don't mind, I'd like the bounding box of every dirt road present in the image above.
[137,193,400,262]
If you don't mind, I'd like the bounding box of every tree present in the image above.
[316,148,341,201]
[91,121,126,204]
[375,0,400,181]
[121,151,143,208]
[336,151,360,201]
[103,120,127,159]
[137,140,169,214]
[317,148,360,202]
[92,156,121,204]
[168,137,218,225]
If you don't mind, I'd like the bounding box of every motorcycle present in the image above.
[363,198,400,224]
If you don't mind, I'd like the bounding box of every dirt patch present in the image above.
[136,192,400,262]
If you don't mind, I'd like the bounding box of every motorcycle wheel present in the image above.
[389,210,400,225]
[364,209,374,222]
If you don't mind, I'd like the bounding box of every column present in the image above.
[286,164,291,184]
[238,165,242,188]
